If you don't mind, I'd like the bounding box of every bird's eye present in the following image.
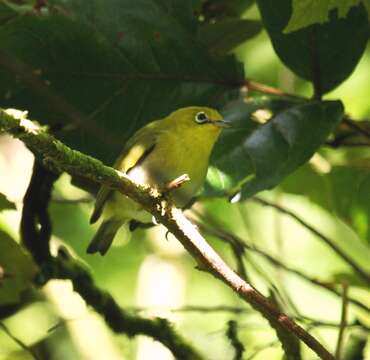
[195,111,209,124]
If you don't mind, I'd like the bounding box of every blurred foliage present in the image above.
[0,231,38,305]
[282,163,370,242]
[0,193,15,211]
[0,0,369,359]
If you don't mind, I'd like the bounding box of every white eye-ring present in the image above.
[195,111,209,124]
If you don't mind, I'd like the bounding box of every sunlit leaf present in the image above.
[285,0,370,32]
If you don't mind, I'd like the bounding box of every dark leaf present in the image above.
[201,0,255,21]
[206,99,344,198]
[0,0,243,165]
[198,18,262,55]
[256,0,369,95]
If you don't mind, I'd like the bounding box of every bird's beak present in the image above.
[213,119,232,128]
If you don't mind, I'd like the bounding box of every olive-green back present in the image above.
[90,120,162,224]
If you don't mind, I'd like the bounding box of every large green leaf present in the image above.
[0,0,243,164]
[285,0,370,32]
[0,231,38,305]
[206,99,344,198]
[257,0,369,94]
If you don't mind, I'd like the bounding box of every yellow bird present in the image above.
[87,106,229,255]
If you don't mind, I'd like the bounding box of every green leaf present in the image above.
[285,0,370,32]
[257,0,369,94]
[206,96,302,195]
[0,231,38,305]
[206,99,344,198]
[0,193,15,212]
[198,18,262,55]
[0,0,243,165]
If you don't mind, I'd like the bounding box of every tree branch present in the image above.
[244,79,302,99]
[0,108,336,360]
[21,160,59,263]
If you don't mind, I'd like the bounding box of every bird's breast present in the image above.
[134,133,211,207]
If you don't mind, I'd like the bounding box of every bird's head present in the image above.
[164,106,230,141]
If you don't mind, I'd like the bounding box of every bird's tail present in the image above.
[87,217,123,255]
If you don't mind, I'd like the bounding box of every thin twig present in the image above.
[0,322,40,360]
[165,174,190,190]
[244,79,302,99]
[343,117,370,139]
[173,305,251,314]
[51,196,93,204]
[335,283,349,360]
[252,197,370,286]
[326,140,370,148]
[297,315,368,331]
[142,305,369,331]
[226,320,245,360]
[246,340,279,360]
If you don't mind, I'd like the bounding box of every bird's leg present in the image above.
[152,174,191,225]
[160,173,191,211]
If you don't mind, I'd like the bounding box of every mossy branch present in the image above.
[0,108,335,360]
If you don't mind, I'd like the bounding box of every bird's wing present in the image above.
[90,120,162,224]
